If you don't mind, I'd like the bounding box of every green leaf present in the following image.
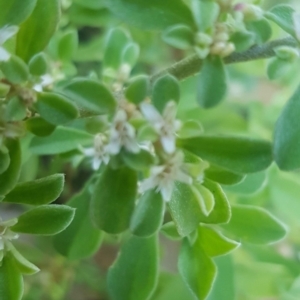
[178,120,204,138]
[197,56,227,108]
[230,31,255,52]
[246,19,272,44]
[265,5,297,38]
[103,28,130,71]
[198,226,240,257]
[107,235,159,300]
[193,182,215,216]
[125,75,149,104]
[4,97,27,122]
[4,174,64,205]
[225,171,267,195]
[7,244,40,275]
[30,126,93,155]
[58,30,78,61]
[162,25,194,50]
[130,190,164,237]
[0,139,22,196]
[28,52,48,76]
[222,205,287,244]
[0,255,24,300]
[36,92,79,125]
[168,182,202,237]
[0,55,29,84]
[25,116,56,137]
[152,74,180,113]
[122,149,154,171]
[0,0,37,27]
[191,0,219,31]
[53,182,102,260]
[16,0,60,62]
[104,0,194,30]
[11,204,75,235]
[160,222,182,240]
[178,238,217,300]
[199,179,231,224]
[267,57,292,80]
[205,165,246,186]
[274,85,300,170]
[0,147,10,174]
[91,166,137,234]
[62,79,116,114]
[122,42,139,68]
[178,135,273,174]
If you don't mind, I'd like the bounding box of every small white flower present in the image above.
[106,109,140,155]
[139,151,192,202]
[0,25,18,62]
[33,74,55,92]
[140,101,181,154]
[80,134,109,170]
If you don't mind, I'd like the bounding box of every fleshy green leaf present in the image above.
[0,147,10,174]
[0,139,22,196]
[53,182,102,260]
[4,97,27,122]
[4,174,64,205]
[198,226,240,257]
[25,116,56,137]
[130,190,164,237]
[152,74,180,113]
[7,244,40,275]
[160,222,182,240]
[103,28,130,71]
[246,19,272,44]
[199,179,231,225]
[122,42,139,68]
[107,235,159,300]
[178,135,273,174]
[274,85,300,170]
[28,52,48,76]
[0,55,29,84]
[197,56,227,108]
[193,182,215,216]
[122,149,154,171]
[30,126,93,155]
[16,0,60,62]
[11,205,75,235]
[230,31,255,52]
[265,5,296,38]
[162,24,194,50]
[222,205,287,244]
[0,0,37,27]
[91,166,137,234]
[0,255,24,300]
[58,30,78,61]
[62,79,116,114]
[205,165,246,186]
[178,238,217,300]
[267,57,292,80]
[125,75,149,104]
[104,0,194,30]
[35,92,79,125]
[191,0,219,31]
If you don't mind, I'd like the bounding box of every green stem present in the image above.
[151,37,298,82]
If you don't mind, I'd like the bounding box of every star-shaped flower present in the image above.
[0,218,18,252]
[0,26,18,62]
[106,109,140,155]
[140,101,181,154]
[139,151,192,202]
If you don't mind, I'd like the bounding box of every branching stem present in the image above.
[151,37,298,82]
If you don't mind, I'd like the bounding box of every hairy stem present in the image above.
[151,37,298,82]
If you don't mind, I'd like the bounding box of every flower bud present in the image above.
[195,32,213,47]
[220,43,236,57]
[274,46,300,61]
[210,42,226,55]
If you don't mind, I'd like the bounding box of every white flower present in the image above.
[33,74,55,92]
[140,101,181,154]
[139,151,192,202]
[80,134,109,170]
[106,109,140,155]
[0,25,18,62]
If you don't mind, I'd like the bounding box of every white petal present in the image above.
[92,158,102,170]
[124,140,140,153]
[114,109,127,123]
[82,147,95,157]
[102,154,110,165]
[139,178,157,193]
[125,122,136,138]
[160,182,174,202]
[0,47,10,61]
[161,135,176,154]
[33,83,43,92]
[163,101,177,120]
[0,26,18,45]
[175,170,193,185]
[106,139,121,155]
[140,102,162,123]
